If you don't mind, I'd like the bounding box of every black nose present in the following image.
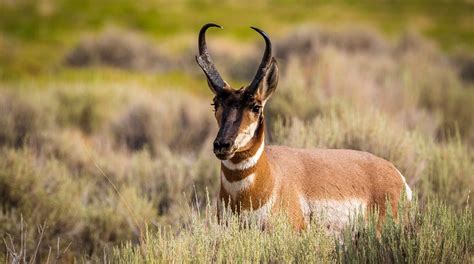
[213,139,232,152]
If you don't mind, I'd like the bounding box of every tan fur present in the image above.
[219,121,406,231]
[212,86,406,232]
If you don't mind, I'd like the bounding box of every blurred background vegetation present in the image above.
[2,0,474,80]
[0,0,473,262]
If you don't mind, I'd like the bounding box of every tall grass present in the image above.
[114,199,472,263]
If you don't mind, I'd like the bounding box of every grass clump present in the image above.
[336,199,472,263]
[113,199,472,263]
[268,31,474,144]
[64,28,171,73]
[112,91,216,155]
[0,91,52,148]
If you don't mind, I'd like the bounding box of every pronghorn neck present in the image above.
[220,120,275,211]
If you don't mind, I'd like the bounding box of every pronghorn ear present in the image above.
[257,58,279,101]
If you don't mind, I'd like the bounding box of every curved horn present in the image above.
[246,26,273,95]
[196,23,227,93]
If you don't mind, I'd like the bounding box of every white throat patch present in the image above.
[234,121,259,149]
[221,172,256,199]
[222,139,265,171]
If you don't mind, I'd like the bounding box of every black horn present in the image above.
[196,23,227,93]
[246,26,273,95]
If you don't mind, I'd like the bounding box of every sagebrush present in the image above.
[0,26,473,262]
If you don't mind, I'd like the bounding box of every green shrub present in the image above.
[0,92,51,148]
[112,91,216,154]
[113,199,472,263]
[54,88,108,134]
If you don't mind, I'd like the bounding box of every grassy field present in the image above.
[1,0,474,78]
[0,0,473,263]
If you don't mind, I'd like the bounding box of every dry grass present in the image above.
[64,28,172,73]
[114,199,472,263]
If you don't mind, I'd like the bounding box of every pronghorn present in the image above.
[196,23,412,231]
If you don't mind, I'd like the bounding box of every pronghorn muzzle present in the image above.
[213,137,235,160]
[213,107,241,160]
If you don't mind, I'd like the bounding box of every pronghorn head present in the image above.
[196,23,279,160]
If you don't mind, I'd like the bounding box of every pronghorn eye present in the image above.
[251,105,261,113]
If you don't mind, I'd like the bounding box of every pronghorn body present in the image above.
[219,120,412,230]
[196,23,412,231]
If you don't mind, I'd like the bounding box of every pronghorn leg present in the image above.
[374,194,400,237]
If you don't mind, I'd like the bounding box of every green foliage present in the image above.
[336,199,472,263]
[1,0,474,78]
[54,89,108,133]
[1,71,472,261]
[114,199,472,263]
[1,0,473,49]
[0,92,51,147]
[0,86,220,262]
[0,22,472,262]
